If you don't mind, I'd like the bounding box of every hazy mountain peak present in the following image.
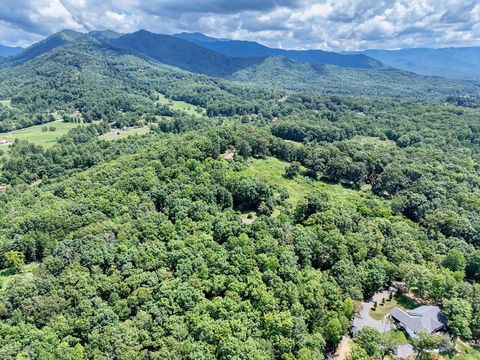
[175,32,228,43]
[0,44,23,57]
[52,29,84,41]
[175,32,385,70]
[88,30,123,42]
[359,47,480,80]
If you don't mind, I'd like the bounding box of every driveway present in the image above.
[397,344,414,360]
[352,290,393,333]
[351,289,415,360]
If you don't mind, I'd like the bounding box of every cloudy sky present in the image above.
[1,0,479,50]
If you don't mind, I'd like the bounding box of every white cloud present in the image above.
[0,0,478,50]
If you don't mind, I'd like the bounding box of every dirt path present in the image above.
[333,336,352,360]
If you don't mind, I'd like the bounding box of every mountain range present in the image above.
[357,47,480,81]
[107,30,264,77]
[1,30,479,82]
[175,32,386,70]
[0,44,23,57]
[0,29,478,102]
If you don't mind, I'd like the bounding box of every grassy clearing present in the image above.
[0,121,85,149]
[442,341,480,360]
[99,126,150,141]
[157,93,205,117]
[0,268,15,292]
[0,99,12,107]
[369,293,418,321]
[230,157,387,210]
[349,135,396,147]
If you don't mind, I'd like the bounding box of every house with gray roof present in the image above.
[389,305,446,337]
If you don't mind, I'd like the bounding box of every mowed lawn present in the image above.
[230,157,388,209]
[157,93,205,117]
[0,121,84,149]
[369,293,418,321]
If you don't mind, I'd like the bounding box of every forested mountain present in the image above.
[0,35,282,130]
[88,30,123,42]
[231,56,480,98]
[175,32,387,69]
[0,44,23,57]
[0,30,477,106]
[2,30,82,67]
[109,30,264,77]
[358,47,480,81]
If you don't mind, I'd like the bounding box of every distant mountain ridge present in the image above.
[357,47,480,81]
[230,56,480,98]
[0,44,23,57]
[108,30,265,77]
[175,32,387,70]
[4,29,83,66]
[88,30,123,43]
[0,29,478,99]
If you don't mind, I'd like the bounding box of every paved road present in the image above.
[352,290,392,333]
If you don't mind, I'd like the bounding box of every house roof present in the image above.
[390,305,445,334]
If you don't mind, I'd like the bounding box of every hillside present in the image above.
[0,36,283,128]
[1,93,480,357]
[175,32,387,69]
[109,30,264,77]
[359,47,480,81]
[0,44,23,57]
[2,30,83,66]
[1,29,478,101]
[231,56,480,98]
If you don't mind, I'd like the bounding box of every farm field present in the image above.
[157,93,205,117]
[0,121,84,148]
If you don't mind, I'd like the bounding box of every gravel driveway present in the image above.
[352,290,393,333]
[351,289,415,360]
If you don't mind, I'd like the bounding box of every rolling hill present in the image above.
[230,56,480,98]
[175,32,387,69]
[108,30,264,77]
[358,47,480,81]
[0,44,23,57]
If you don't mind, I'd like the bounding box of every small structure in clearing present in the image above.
[0,139,10,145]
[389,305,446,337]
[222,150,234,161]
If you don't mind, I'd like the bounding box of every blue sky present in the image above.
[0,0,479,50]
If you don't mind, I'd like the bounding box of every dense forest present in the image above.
[0,29,479,360]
